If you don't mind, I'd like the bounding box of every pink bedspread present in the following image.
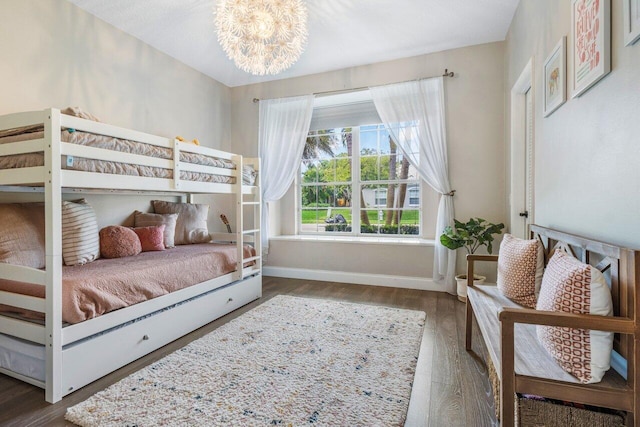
[0,243,255,324]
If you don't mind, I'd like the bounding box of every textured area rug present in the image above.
[65,295,426,426]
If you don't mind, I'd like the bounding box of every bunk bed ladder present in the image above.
[234,156,261,281]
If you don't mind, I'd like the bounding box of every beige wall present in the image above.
[0,0,232,231]
[505,0,640,248]
[231,42,507,283]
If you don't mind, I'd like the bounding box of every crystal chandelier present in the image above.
[214,0,308,76]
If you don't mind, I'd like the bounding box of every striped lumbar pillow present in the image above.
[62,199,100,266]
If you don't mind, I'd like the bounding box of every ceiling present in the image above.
[67,0,520,88]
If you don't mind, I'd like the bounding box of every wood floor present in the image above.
[0,277,498,427]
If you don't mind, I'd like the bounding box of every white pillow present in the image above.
[62,199,100,266]
[536,250,613,384]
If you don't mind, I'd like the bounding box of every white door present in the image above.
[523,87,534,235]
[510,59,534,239]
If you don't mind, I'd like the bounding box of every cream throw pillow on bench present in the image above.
[536,250,613,384]
[497,233,544,308]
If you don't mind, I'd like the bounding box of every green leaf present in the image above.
[439,217,504,254]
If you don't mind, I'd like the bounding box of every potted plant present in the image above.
[440,217,504,302]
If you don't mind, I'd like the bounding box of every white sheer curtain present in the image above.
[370,77,456,294]
[259,95,314,253]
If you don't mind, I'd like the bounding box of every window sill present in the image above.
[270,234,435,247]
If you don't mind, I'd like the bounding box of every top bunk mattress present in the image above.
[0,243,256,324]
[0,129,257,185]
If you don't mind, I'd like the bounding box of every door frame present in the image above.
[509,58,534,239]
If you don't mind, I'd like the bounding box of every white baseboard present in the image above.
[262,266,445,292]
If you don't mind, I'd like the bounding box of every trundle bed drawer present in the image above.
[60,275,261,396]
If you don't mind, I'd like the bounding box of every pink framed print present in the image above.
[571,0,611,98]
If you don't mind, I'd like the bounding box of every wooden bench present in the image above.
[465,224,639,426]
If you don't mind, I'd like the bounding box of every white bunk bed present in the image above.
[0,108,262,403]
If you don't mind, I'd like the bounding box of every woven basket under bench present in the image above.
[486,356,625,427]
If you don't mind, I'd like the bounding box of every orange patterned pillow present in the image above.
[496,234,544,308]
[536,250,613,384]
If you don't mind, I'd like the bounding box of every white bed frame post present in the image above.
[249,158,261,272]
[173,138,181,191]
[234,155,244,281]
[43,108,63,403]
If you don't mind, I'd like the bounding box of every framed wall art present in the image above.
[571,0,611,98]
[624,0,640,46]
[543,37,566,117]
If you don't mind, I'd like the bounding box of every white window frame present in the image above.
[298,125,422,238]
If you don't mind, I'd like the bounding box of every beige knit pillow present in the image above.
[496,233,544,308]
[151,200,210,245]
[536,250,613,384]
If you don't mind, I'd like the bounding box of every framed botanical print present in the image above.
[624,0,640,46]
[571,0,611,98]
[543,37,566,117]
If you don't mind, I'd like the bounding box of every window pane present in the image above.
[325,206,351,233]
[333,129,352,157]
[376,154,392,181]
[397,155,419,180]
[300,185,318,209]
[378,129,393,155]
[305,129,338,160]
[319,158,352,183]
[360,209,419,235]
[335,156,352,182]
[360,126,378,155]
[300,207,321,233]
[316,184,332,205]
[361,181,420,235]
[408,185,420,206]
[301,160,319,183]
[360,155,380,181]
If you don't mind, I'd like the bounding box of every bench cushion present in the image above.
[536,251,613,384]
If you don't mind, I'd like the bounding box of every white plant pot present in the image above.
[455,274,486,302]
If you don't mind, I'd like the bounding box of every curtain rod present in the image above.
[252,68,454,103]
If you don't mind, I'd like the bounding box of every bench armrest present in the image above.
[466,254,499,287]
[498,307,635,334]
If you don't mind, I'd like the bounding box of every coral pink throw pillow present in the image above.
[99,226,142,259]
[133,225,166,252]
